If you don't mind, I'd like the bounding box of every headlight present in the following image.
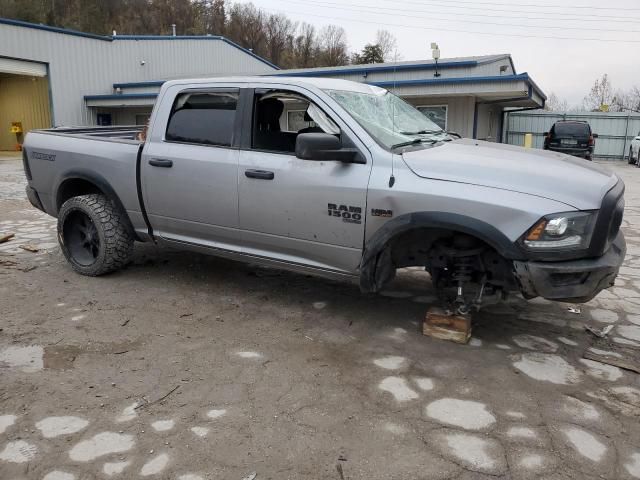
[523,211,596,250]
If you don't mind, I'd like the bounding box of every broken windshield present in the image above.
[325,88,450,150]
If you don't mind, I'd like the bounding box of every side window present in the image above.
[166,90,238,146]
[252,90,339,154]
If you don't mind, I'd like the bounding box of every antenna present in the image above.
[431,42,441,77]
[389,49,398,188]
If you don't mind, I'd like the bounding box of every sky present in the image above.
[249,0,640,108]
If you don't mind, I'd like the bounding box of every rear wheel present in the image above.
[58,194,134,276]
[629,147,636,164]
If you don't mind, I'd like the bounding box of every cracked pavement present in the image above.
[1,156,639,479]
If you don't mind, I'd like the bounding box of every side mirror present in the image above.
[592,133,599,138]
[295,133,365,164]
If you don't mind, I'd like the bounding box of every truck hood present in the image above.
[401,139,618,210]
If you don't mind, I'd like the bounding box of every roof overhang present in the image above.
[84,93,157,108]
[370,73,546,108]
[86,73,545,109]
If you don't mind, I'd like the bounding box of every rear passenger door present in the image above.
[141,86,243,250]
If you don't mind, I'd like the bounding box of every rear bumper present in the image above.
[513,232,626,303]
[546,146,593,157]
[26,185,45,212]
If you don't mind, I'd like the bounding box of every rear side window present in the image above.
[554,122,590,137]
[166,90,238,146]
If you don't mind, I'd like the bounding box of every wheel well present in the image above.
[386,227,495,268]
[56,178,102,211]
[360,226,514,293]
[55,177,137,239]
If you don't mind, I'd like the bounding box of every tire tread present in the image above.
[58,194,134,276]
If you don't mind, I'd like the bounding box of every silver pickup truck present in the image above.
[23,76,626,313]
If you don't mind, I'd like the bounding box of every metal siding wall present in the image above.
[0,24,276,126]
[505,111,640,160]
[476,104,502,142]
[0,75,51,150]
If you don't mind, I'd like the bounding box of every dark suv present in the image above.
[544,120,597,160]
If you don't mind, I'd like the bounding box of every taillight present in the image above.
[22,149,32,180]
[588,135,594,146]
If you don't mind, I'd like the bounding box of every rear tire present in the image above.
[57,194,134,276]
[629,147,635,164]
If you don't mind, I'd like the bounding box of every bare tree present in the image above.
[292,23,319,68]
[611,86,640,113]
[544,92,569,112]
[0,0,357,68]
[264,13,296,67]
[375,29,399,62]
[226,3,267,57]
[583,74,615,112]
[193,0,226,35]
[318,25,349,67]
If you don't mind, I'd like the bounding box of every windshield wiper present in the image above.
[391,138,437,149]
[399,129,443,135]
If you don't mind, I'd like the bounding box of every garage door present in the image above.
[0,57,46,77]
[0,73,51,150]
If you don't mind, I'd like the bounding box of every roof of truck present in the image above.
[161,76,386,94]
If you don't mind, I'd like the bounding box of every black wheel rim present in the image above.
[63,210,100,266]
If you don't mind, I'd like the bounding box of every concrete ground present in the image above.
[1,156,639,480]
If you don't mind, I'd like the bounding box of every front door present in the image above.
[141,87,242,250]
[238,86,372,274]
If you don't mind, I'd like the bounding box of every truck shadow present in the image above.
[119,242,595,348]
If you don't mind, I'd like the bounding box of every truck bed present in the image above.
[35,125,144,143]
[24,127,146,235]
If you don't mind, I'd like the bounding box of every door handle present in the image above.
[245,169,274,180]
[148,158,173,168]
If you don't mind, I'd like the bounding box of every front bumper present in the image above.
[513,231,626,303]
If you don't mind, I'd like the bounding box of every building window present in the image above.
[96,113,112,126]
[166,90,238,146]
[135,114,150,126]
[286,109,314,132]
[417,105,447,131]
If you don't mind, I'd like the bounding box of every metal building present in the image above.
[0,17,546,150]
[0,18,277,150]
[90,54,546,141]
[275,57,546,140]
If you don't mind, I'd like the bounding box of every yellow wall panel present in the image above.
[0,75,51,150]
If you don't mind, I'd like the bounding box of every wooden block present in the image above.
[423,306,471,344]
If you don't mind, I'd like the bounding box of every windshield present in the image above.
[325,88,450,149]
[554,122,590,137]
